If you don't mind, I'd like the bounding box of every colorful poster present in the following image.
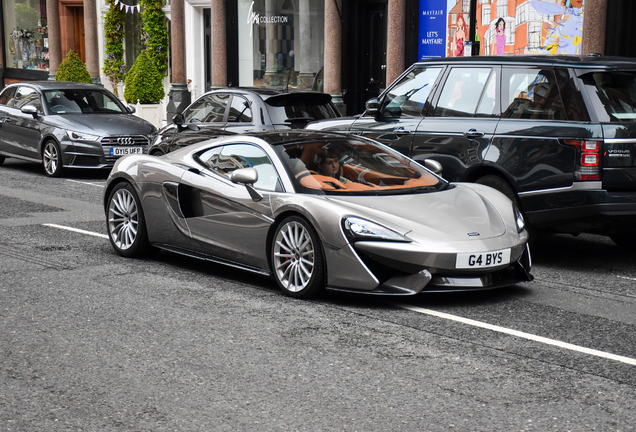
[474,0,585,56]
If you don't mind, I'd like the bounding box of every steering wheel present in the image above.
[356,169,376,186]
[50,105,66,113]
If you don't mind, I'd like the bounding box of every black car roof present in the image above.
[248,130,353,146]
[202,87,331,101]
[416,54,636,69]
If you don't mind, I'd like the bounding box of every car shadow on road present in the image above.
[1,159,110,180]
[531,232,635,269]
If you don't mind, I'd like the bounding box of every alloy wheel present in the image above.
[108,187,139,251]
[273,220,316,293]
[43,141,61,176]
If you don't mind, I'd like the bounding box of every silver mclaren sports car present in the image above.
[104,130,532,298]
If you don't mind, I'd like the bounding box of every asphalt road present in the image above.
[1,159,635,431]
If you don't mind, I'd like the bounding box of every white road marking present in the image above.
[394,303,636,366]
[617,275,636,282]
[43,223,109,239]
[66,179,105,188]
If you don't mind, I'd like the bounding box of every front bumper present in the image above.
[325,240,532,296]
[60,136,150,170]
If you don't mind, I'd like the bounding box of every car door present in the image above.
[168,93,231,152]
[178,143,280,270]
[410,66,500,182]
[1,86,44,159]
[488,66,580,193]
[0,86,17,153]
[349,65,444,157]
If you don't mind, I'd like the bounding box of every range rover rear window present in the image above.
[584,71,636,122]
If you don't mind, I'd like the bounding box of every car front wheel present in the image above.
[106,182,152,258]
[271,216,325,298]
[42,140,63,177]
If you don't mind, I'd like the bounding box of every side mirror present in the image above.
[231,167,258,185]
[21,105,38,117]
[365,98,381,117]
[230,168,263,202]
[127,105,136,114]
[173,113,185,125]
[424,159,443,176]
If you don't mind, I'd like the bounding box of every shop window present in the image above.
[3,0,49,70]
[237,0,325,89]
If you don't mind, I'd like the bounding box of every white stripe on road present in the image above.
[394,303,636,366]
[66,179,105,188]
[43,223,109,239]
[617,275,636,282]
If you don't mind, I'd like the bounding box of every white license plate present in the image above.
[456,248,511,269]
[110,146,142,156]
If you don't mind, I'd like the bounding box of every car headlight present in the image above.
[343,217,408,242]
[513,204,525,233]
[67,130,100,142]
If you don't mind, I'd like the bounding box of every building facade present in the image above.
[0,0,631,117]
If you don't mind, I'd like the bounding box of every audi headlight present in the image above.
[67,130,100,142]
[343,217,408,242]
[513,204,525,233]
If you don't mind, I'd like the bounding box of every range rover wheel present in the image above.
[476,175,518,205]
[106,182,152,258]
[271,216,325,299]
[42,140,64,177]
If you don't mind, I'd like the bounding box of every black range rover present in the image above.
[307,55,636,248]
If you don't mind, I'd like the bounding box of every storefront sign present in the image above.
[418,0,447,60]
[247,1,289,36]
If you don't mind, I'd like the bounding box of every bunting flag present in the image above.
[114,0,141,14]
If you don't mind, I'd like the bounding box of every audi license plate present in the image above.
[110,146,142,156]
[455,248,511,269]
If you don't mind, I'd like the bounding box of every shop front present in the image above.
[1,0,51,84]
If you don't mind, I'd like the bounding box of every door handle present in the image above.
[394,127,412,136]
[463,129,484,139]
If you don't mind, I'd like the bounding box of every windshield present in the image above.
[584,71,636,122]
[265,94,339,128]
[274,137,448,195]
[44,89,127,114]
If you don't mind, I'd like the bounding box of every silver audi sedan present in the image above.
[0,81,157,177]
[104,130,532,298]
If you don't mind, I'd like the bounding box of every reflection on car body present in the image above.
[104,130,532,299]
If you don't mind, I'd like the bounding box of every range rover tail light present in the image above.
[564,139,602,181]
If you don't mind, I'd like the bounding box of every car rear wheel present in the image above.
[42,140,63,177]
[271,216,325,298]
[476,175,518,205]
[107,182,152,258]
[0,155,5,165]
